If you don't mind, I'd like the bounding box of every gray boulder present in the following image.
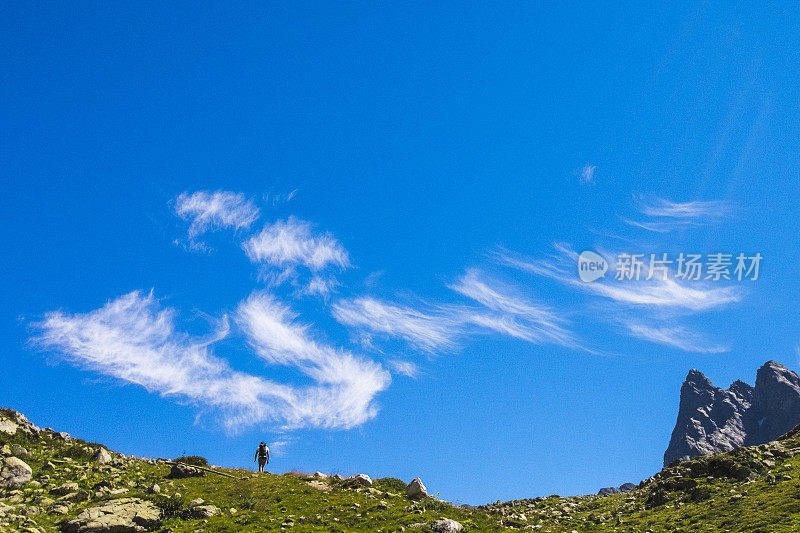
[63,497,161,532]
[52,482,80,496]
[94,448,113,464]
[10,444,29,458]
[431,518,463,532]
[0,419,18,435]
[168,463,205,479]
[598,482,637,496]
[190,504,220,518]
[406,477,428,500]
[0,456,32,488]
[349,474,372,487]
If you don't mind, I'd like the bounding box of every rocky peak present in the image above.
[728,380,754,402]
[664,361,800,466]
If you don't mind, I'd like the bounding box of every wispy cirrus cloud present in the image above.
[579,164,597,185]
[449,269,579,348]
[622,195,732,233]
[30,291,292,432]
[495,245,741,312]
[31,290,390,432]
[332,270,581,359]
[243,217,350,273]
[494,245,740,353]
[387,359,420,378]
[173,191,260,248]
[236,292,390,429]
[300,275,339,298]
[331,297,460,354]
[623,323,728,353]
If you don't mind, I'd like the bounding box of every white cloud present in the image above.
[623,195,732,232]
[331,297,460,354]
[31,290,390,432]
[495,246,741,312]
[387,359,420,378]
[243,217,350,272]
[267,436,296,457]
[236,292,391,429]
[264,189,299,207]
[301,276,339,298]
[332,270,579,354]
[174,191,260,247]
[579,164,596,184]
[623,323,729,353]
[449,269,579,347]
[30,291,293,432]
[494,245,741,351]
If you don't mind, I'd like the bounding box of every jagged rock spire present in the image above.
[664,361,800,466]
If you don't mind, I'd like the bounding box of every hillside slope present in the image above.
[3,407,800,531]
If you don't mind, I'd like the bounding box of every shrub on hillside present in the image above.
[175,455,209,467]
[373,477,408,494]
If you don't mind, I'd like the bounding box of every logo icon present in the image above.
[578,250,608,283]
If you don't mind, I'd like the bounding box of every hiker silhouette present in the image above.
[254,442,269,473]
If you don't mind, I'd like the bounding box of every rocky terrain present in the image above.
[664,360,800,466]
[5,403,800,531]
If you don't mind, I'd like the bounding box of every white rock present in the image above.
[0,420,18,434]
[0,457,32,488]
[430,518,463,532]
[351,474,373,487]
[406,477,428,500]
[94,447,113,464]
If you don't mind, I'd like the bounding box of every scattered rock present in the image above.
[190,505,220,518]
[10,444,29,458]
[312,472,328,478]
[407,477,428,500]
[350,474,372,487]
[598,482,637,495]
[168,463,205,479]
[149,484,160,494]
[0,457,32,488]
[94,448,113,464]
[0,419,19,434]
[430,520,463,532]
[51,482,80,496]
[63,497,161,532]
[51,504,71,515]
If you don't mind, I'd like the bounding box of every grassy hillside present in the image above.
[3,407,800,532]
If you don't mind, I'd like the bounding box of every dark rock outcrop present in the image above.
[664,361,800,465]
[598,482,637,495]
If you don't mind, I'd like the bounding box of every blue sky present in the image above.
[2,2,799,504]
